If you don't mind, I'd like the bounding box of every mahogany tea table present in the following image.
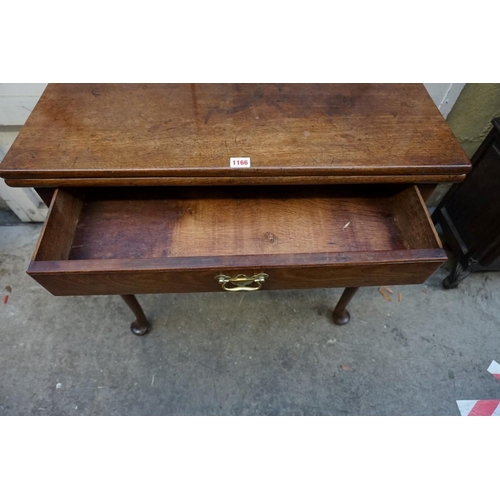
[0,84,470,335]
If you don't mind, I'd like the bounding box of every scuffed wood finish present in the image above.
[28,185,446,296]
[0,84,470,185]
[65,186,428,260]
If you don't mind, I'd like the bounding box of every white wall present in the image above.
[0,84,48,220]
[0,83,47,126]
[423,83,465,118]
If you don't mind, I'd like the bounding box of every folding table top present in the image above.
[0,83,470,187]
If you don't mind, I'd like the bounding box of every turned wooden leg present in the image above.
[120,295,150,335]
[443,260,470,289]
[332,287,359,325]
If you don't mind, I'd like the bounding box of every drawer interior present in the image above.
[33,185,442,264]
[29,184,446,295]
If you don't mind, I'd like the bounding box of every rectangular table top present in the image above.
[0,84,470,186]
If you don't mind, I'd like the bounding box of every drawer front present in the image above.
[28,185,446,296]
[29,254,444,296]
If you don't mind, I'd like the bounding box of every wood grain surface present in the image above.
[0,84,470,185]
[32,189,82,262]
[28,185,446,295]
[29,259,445,296]
[37,185,440,261]
[6,174,466,188]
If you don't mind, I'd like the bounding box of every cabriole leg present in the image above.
[332,287,359,325]
[120,294,150,335]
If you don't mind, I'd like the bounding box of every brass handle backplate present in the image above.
[214,272,269,292]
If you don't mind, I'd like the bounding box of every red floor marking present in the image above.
[468,399,500,416]
[457,361,500,416]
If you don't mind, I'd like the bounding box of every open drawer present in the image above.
[28,185,446,295]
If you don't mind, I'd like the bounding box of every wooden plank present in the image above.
[0,178,48,222]
[67,185,411,261]
[29,185,443,263]
[0,84,470,184]
[5,174,467,188]
[29,248,446,273]
[28,260,445,296]
[0,178,31,222]
[33,189,83,261]
[391,185,443,249]
[413,185,443,249]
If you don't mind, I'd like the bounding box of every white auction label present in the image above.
[230,157,251,168]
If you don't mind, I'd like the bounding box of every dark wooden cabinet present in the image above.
[432,118,500,288]
[0,84,470,334]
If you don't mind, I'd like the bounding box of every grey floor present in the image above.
[1,219,500,415]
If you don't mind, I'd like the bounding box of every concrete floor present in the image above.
[1,219,500,415]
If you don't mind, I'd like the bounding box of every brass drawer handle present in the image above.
[214,272,269,292]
